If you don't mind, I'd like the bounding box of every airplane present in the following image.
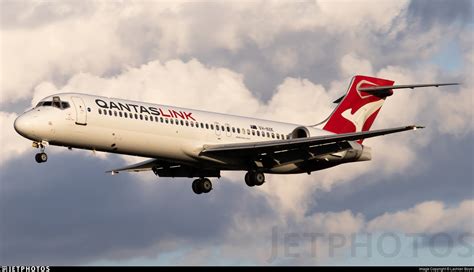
[13,75,458,194]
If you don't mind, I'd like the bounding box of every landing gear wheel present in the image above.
[245,172,255,187]
[35,152,48,163]
[192,178,212,194]
[200,178,212,193]
[245,171,265,187]
[253,172,265,186]
[192,179,202,194]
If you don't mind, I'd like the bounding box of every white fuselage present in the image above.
[15,93,336,173]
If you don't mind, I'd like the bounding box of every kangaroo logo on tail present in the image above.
[323,75,395,142]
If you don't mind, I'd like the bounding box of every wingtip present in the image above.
[410,125,425,130]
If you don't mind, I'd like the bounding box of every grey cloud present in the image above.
[407,0,473,28]
[1,0,473,266]
[306,134,474,220]
[0,151,275,265]
[0,0,97,30]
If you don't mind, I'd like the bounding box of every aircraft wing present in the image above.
[201,125,423,157]
[106,158,161,174]
[107,158,220,178]
[109,125,423,176]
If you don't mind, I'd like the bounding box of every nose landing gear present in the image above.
[33,141,48,163]
[35,152,48,163]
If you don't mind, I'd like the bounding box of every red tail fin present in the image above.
[323,75,394,140]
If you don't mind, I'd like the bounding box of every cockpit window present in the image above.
[35,96,70,110]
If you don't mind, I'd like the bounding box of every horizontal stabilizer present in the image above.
[359,83,459,92]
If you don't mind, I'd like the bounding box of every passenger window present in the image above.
[216,126,220,131]
[205,124,209,129]
[124,112,128,118]
[103,110,107,116]
[170,119,174,124]
[200,123,204,128]
[165,118,169,124]
[119,112,123,117]
[109,110,113,116]
[145,115,148,121]
[237,128,240,134]
[180,120,184,126]
[155,116,159,122]
[114,111,117,117]
[98,109,102,114]
[276,134,280,139]
[267,132,270,137]
[247,129,250,135]
[160,117,164,123]
[190,122,194,127]
[256,131,260,136]
[221,126,225,131]
[210,124,214,130]
[134,114,138,119]
[252,130,255,136]
[185,121,189,126]
[272,133,275,139]
[227,127,230,132]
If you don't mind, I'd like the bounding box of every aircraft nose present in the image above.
[14,114,34,138]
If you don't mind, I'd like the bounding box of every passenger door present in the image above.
[71,96,87,125]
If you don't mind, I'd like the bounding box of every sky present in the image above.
[0,0,473,266]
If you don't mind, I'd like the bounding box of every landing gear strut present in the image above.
[192,178,212,194]
[245,171,265,187]
[34,141,48,163]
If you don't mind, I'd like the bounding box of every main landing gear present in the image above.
[245,171,265,187]
[33,141,48,163]
[192,178,213,194]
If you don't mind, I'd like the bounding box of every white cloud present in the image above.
[0,0,415,106]
[11,53,469,217]
[341,53,374,78]
[367,199,474,234]
[2,0,472,265]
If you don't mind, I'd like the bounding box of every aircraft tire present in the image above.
[192,179,202,194]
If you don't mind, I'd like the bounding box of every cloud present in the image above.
[3,0,463,106]
[10,49,472,218]
[1,0,473,266]
[367,200,474,234]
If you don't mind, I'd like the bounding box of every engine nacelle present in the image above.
[290,126,310,139]
[343,143,371,162]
